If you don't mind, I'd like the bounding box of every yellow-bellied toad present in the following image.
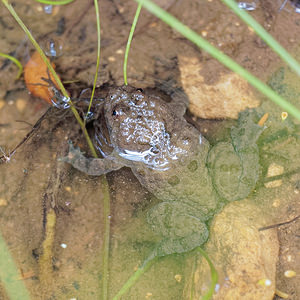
[62,85,264,256]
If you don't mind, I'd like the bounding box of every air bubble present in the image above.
[85,111,94,122]
[44,5,53,14]
[41,37,63,58]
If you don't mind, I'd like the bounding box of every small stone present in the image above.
[65,186,72,192]
[264,163,284,188]
[183,201,278,299]
[267,163,284,177]
[0,99,5,110]
[281,112,288,121]
[272,199,280,207]
[16,98,27,113]
[116,49,123,55]
[108,56,116,62]
[179,56,260,119]
[0,198,8,206]
[284,270,296,278]
[201,30,208,37]
[36,5,43,12]
[275,289,289,299]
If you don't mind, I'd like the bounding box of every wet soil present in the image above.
[0,0,300,299]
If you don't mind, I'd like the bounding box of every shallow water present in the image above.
[0,0,300,299]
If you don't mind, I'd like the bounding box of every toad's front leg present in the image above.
[60,141,122,176]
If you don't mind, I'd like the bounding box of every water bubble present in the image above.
[44,5,53,14]
[51,89,70,109]
[238,2,256,11]
[41,37,63,58]
[85,111,94,122]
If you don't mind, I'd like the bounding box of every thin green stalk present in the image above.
[2,0,66,97]
[85,0,101,124]
[33,0,75,5]
[112,252,158,300]
[222,0,300,77]
[3,3,112,299]
[0,232,31,300]
[134,0,300,121]
[123,2,143,85]
[101,176,111,300]
[2,0,97,157]
[0,52,23,78]
[196,247,218,300]
[80,3,111,299]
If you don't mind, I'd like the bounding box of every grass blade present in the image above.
[113,253,158,300]
[222,0,300,77]
[0,232,31,300]
[133,0,300,121]
[33,0,75,5]
[0,52,23,79]
[197,247,218,300]
[123,2,143,85]
[101,175,111,300]
[85,0,101,124]
[1,0,97,157]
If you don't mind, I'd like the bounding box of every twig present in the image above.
[259,215,300,231]
[0,107,52,163]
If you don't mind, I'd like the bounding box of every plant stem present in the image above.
[196,247,218,300]
[1,0,97,157]
[101,176,111,300]
[2,3,113,299]
[112,252,158,300]
[33,0,75,5]
[123,2,143,85]
[0,232,31,300]
[85,0,101,124]
[222,0,300,77]
[0,52,23,78]
[133,0,300,121]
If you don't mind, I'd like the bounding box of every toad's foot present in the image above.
[59,141,122,175]
[208,109,265,202]
[147,202,208,256]
[59,141,84,165]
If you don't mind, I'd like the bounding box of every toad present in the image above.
[61,85,264,256]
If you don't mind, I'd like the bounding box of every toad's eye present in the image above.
[111,104,128,118]
[136,88,144,93]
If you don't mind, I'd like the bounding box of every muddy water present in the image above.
[0,0,300,299]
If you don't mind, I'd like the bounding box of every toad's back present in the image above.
[102,86,218,218]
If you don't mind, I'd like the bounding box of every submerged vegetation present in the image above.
[0,0,299,299]
[0,52,23,79]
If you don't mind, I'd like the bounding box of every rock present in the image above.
[178,56,260,119]
[0,198,8,206]
[16,98,27,113]
[0,99,5,110]
[264,163,284,188]
[184,200,278,300]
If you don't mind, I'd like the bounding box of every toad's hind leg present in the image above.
[147,202,209,256]
[60,141,122,176]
